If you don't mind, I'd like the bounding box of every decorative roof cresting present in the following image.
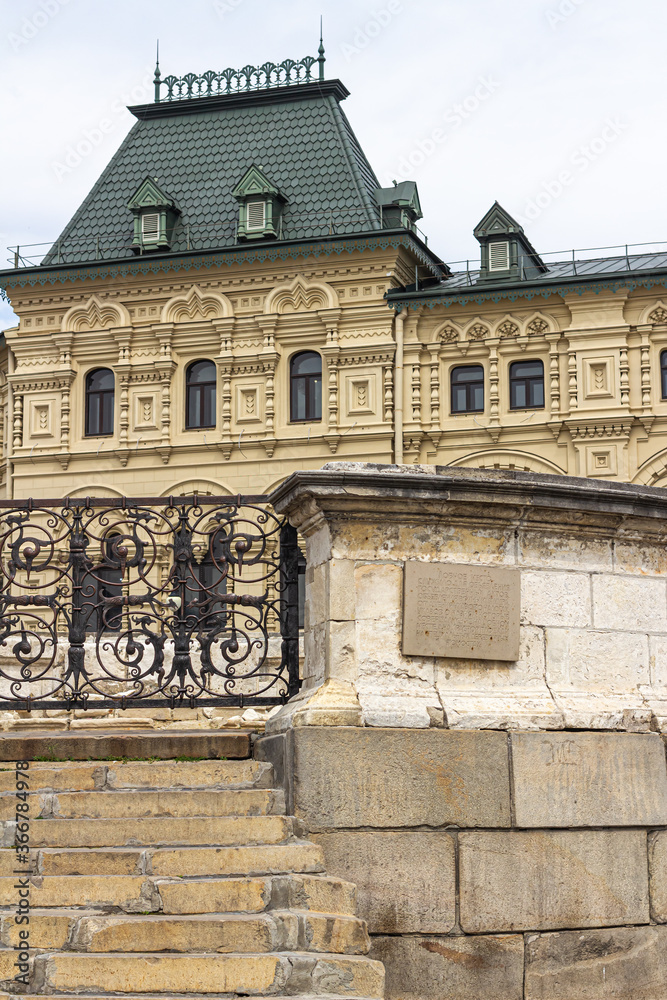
[153,32,326,103]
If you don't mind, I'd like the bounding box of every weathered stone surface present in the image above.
[436,625,564,730]
[546,627,650,728]
[517,529,612,571]
[650,831,667,921]
[372,934,524,1000]
[313,831,455,933]
[150,842,324,877]
[511,732,667,827]
[592,574,667,631]
[0,876,157,910]
[23,814,292,848]
[459,830,649,932]
[157,877,268,915]
[0,730,251,760]
[292,728,511,830]
[39,849,143,876]
[521,570,591,627]
[525,926,667,999]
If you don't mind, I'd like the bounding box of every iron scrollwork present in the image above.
[0,496,301,710]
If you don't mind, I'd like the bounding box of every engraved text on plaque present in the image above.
[402,562,520,661]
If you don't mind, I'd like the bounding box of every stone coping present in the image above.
[269,462,667,531]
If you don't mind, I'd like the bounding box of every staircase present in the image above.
[0,754,384,999]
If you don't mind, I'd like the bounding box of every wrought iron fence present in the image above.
[0,495,301,710]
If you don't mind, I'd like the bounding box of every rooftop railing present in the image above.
[3,210,430,270]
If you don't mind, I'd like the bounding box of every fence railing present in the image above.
[0,496,301,710]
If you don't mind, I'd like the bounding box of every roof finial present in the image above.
[318,17,325,81]
[154,40,161,103]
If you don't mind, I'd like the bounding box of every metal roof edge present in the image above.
[0,229,445,300]
[385,266,667,310]
[128,79,350,120]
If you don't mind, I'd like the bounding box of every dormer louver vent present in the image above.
[141,213,160,241]
[246,200,266,231]
[489,241,510,271]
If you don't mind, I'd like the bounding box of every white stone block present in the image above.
[354,562,402,621]
[592,575,667,632]
[521,571,591,628]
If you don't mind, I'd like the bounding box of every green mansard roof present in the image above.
[45,71,384,265]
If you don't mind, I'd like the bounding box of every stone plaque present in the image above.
[402,562,520,661]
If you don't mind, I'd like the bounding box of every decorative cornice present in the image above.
[0,231,444,301]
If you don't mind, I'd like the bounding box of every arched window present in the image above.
[451,365,484,413]
[510,359,545,410]
[290,351,322,422]
[85,368,114,436]
[186,360,216,429]
[661,350,667,398]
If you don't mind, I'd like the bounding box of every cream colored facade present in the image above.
[4,274,667,497]
[1,245,421,500]
[396,288,667,485]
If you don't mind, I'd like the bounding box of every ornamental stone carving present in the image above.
[438,326,459,343]
[161,285,234,323]
[468,323,489,341]
[649,307,667,324]
[264,274,338,314]
[498,320,519,339]
[527,318,550,337]
[61,295,131,332]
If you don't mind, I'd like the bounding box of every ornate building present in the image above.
[2,52,667,496]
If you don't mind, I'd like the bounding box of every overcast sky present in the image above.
[0,0,662,329]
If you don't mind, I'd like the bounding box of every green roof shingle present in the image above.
[45,80,382,265]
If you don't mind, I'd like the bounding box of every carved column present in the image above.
[117,373,130,467]
[546,334,561,417]
[220,364,233,461]
[487,343,501,442]
[12,393,22,451]
[59,381,71,470]
[567,348,578,411]
[383,362,394,424]
[619,343,630,407]
[256,315,279,459]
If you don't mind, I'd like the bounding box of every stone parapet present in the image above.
[268,462,667,733]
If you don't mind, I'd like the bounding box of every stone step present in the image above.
[29,841,323,877]
[0,995,382,1000]
[0,910,368,956]
[0,729,252,762]
[10,814,294,848]
[0,788,283,820]
[0,760,273,793]
[66,912,369,955]
[28,951,385,997]
[0,872,353,915]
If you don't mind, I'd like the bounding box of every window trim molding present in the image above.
[185,359,217,431]
[84,367,115,438]
[290,350,323,423]
[509,358,546,411]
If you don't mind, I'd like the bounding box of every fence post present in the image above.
[279,521,300,698]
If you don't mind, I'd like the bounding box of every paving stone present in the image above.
[372,934,524,1000]
[313,831,455,933]
[525,926,667,999]
[459,830,649,932]
[292,728,511,830]
[511,731,667,827]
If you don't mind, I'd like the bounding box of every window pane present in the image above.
[188,361,216,385]
[513,383,526,408]
[187,386,201,428]
[101,391,114,434]
[452,365,483,384]
[292,352,321,376]
[471,384,484,411]
[201,383,215,427]
[88,368,114,392]
[292,379,306,421]
[512,361,543,379]
[663,367,667,400]
[452,386,467,412]
[531,380,545,407]
[311,376,322,420]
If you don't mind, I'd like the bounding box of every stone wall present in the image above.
[258,464,667,999]
[258,724,667,1000]
[267,462,667,734]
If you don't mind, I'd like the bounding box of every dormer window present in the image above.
[488,241,510,271]
[232,165,287,242]
[127,177,179,253]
